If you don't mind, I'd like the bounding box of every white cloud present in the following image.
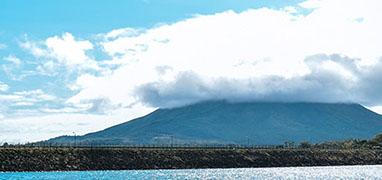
[103,28,143,40]
[20,40,48,57]
[0,103,153,143]
[368,106,382,115]
[4,55,22,66]
[45,33,94,66]
[13,89,57,102]
[0,94,22,101]
[299,0,324,9]
[2,55,25,80]
[0,89,59,119]
[21,33,99,72]
[0,82,9,92]
[0,114,117,143]
[2,55,48,80]
[66,0,382,110]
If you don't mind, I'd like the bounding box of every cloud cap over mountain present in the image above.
[66,0,382,109]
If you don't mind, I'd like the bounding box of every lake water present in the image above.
[0,165,381,179]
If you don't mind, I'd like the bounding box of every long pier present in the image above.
[0,147,381,172]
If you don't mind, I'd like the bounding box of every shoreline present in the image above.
[2,164,382,173]
[1,148,381,172]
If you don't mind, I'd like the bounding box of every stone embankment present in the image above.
[1,148,381,171]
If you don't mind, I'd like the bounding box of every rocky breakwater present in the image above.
[1,148,382,172]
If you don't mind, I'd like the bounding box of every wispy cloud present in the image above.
[0,81,9,92]
[0,89,59,118]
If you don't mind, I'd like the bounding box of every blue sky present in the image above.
[1,0,303,34]
[0,0,303,92]
[1,0,382,143]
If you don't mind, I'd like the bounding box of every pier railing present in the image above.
[0,143,380,150]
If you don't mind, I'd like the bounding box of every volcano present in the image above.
[48,101,382,145]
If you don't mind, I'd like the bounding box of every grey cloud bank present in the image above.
[137,54,382,108]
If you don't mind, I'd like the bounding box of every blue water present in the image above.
[1,165,381,179]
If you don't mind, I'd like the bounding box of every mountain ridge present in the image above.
[47,101,382,145]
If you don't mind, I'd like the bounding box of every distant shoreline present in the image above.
[1,147,382,172]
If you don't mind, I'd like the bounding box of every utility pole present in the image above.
[170,135,174,148]
[73,132,76,148]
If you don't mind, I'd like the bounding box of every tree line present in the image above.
[298,133,382,149]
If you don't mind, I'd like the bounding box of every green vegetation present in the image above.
[1,133,382,150]
[298,133,382,149]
